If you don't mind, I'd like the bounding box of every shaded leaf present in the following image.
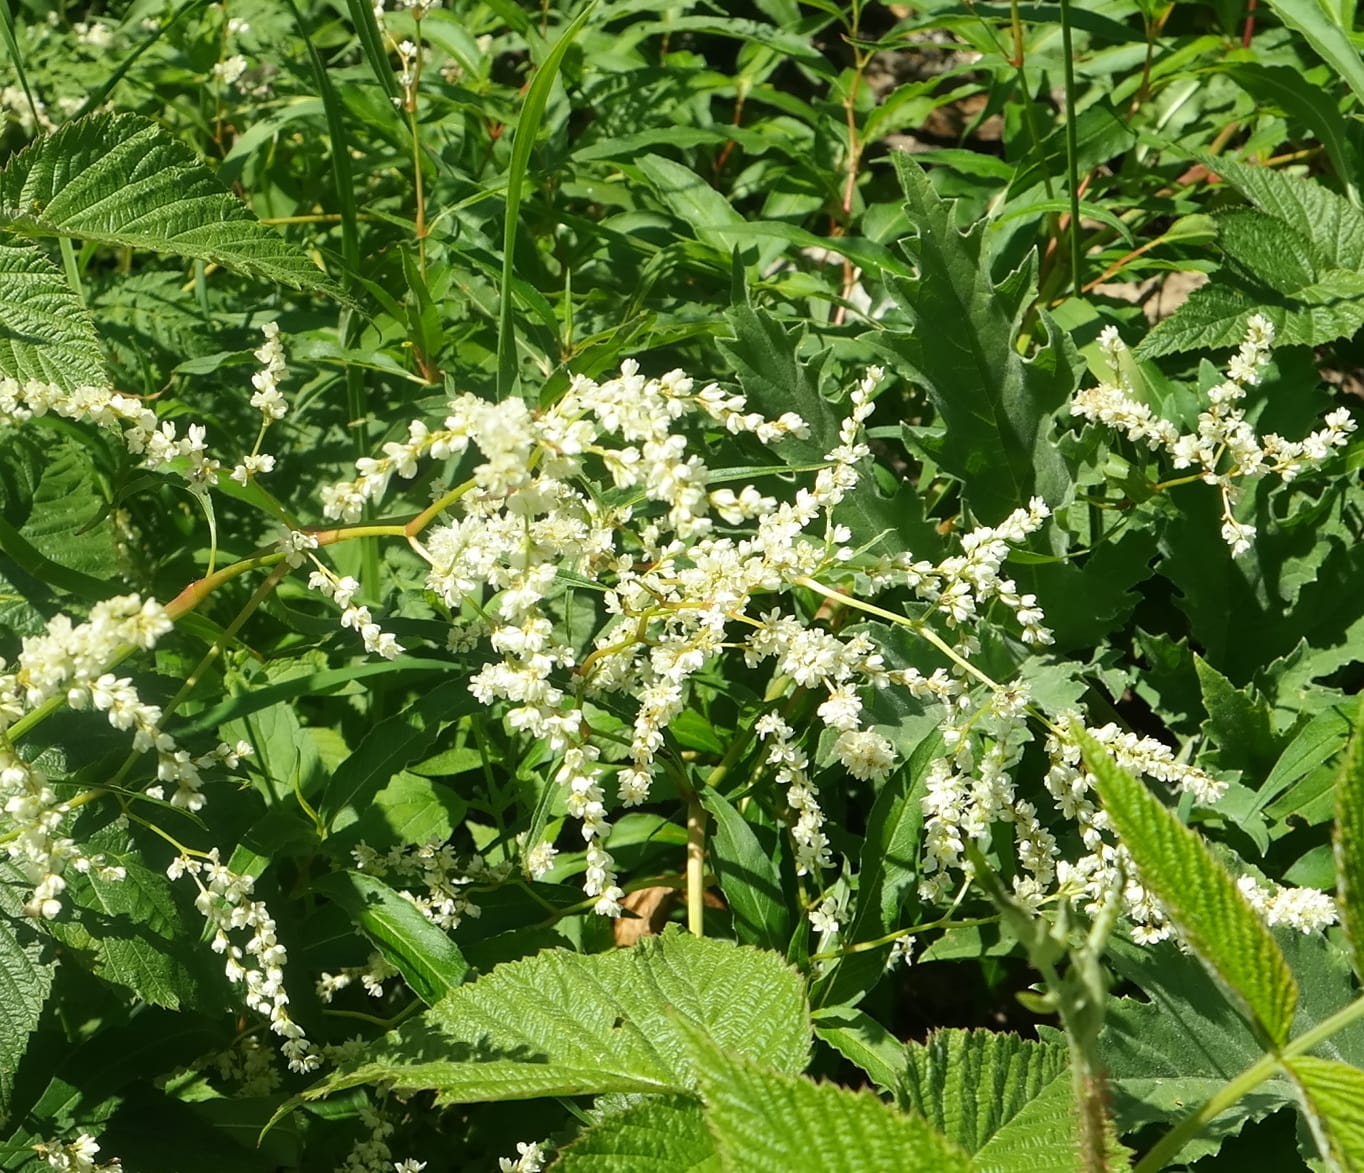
[699,785,791,952]
[882,154,1076,523]
[313,870,469,1005]
[1334,695,1364,981]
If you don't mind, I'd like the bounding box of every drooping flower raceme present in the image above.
[1072,315,1355,555]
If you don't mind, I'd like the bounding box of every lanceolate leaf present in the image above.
[1287,1056,1364,1171]
[0,113,337,294]
[313,870,469,1005]
[0,238,105,386]
[699,785,792,952]
[882,153,1076,524]
[1078,726,1299,1045]
[1333,695,1364,981]
[319,678,478,827]
[298,928,809,1105]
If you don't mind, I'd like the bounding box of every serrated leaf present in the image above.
[313,871,469,1005]
[1286,1056,1364,1171]
[554,1095,721,1172]
[1139,159,1364,356]
[320,678,477,827]
[1334,695,1364,981]
[0,239,105,386]
[1195,655,1280,781]
[0,861,55,1122]
[0,113,337,295]
[715,303,839,465]
[699,785,791,952]
[1077,725,1298,1044]
[298,928,810,1106]
[689,1025,973,1173]
[899,1028,1072,1164]
[883,153,1076,523]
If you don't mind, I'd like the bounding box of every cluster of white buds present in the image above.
[322,360,885,914]
[352,838,504,930]
[0,597,245,916]
[1236,874,1338,933]
[317,951,400,1003]
[306,564,405,660]
[900,497,1053,643]
[499,1141,548,1173]
[755,713,832,879]
[168,849,319,1073]
[1072,316,1356,554]
[32,1132,122,1173]
[209,1032,281,1096]
[232,322,288,484]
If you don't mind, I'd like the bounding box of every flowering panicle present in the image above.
[1073,316,1356,555]
[231,322,289,484]
[168,849,319,1073]
[0,596,249,917]
[325,361,884,913]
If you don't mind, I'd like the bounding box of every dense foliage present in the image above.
[3,0,1364,1169]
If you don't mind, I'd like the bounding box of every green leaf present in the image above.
[298,928,809,1105]
[812,1007,910,1097]
[815,733,937,1008]
[1258,0,1364,116]
[883,154,1076,523]
[689,1025,973,1173]
[1334,696,1364,981]
[635,154,752,258]
[0,862,55,1121]
[699,785,792,952]
[899,1028,1073,1166]
[555,1095,721,1172]
[312,871,469,1005]
[715,302,839,466]
[1195,655,1279,782]
[1221,64,1358,204]
[1138,159,1364,356]
[0,113,337,294]
[0,239,105,386]
[1286,1056,1364,1170]
[319,678,477,828]
[1077,725,1298,1045]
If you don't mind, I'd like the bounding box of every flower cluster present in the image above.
[0,596,245,916]
[499,1141,548,1173]
[169,849,319,1073]
[317,951,401,1003]
[307,564,405,659]
[33,1133,122,1173]
[1072,316,1356,554]
[352,838,503,930]
[318,362,890,913]
[231,322,288,484]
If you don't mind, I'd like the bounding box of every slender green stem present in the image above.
[1057,0,1085,299]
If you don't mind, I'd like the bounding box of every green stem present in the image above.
[1136,994,1364,1173]
[1057,0,1085,299]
